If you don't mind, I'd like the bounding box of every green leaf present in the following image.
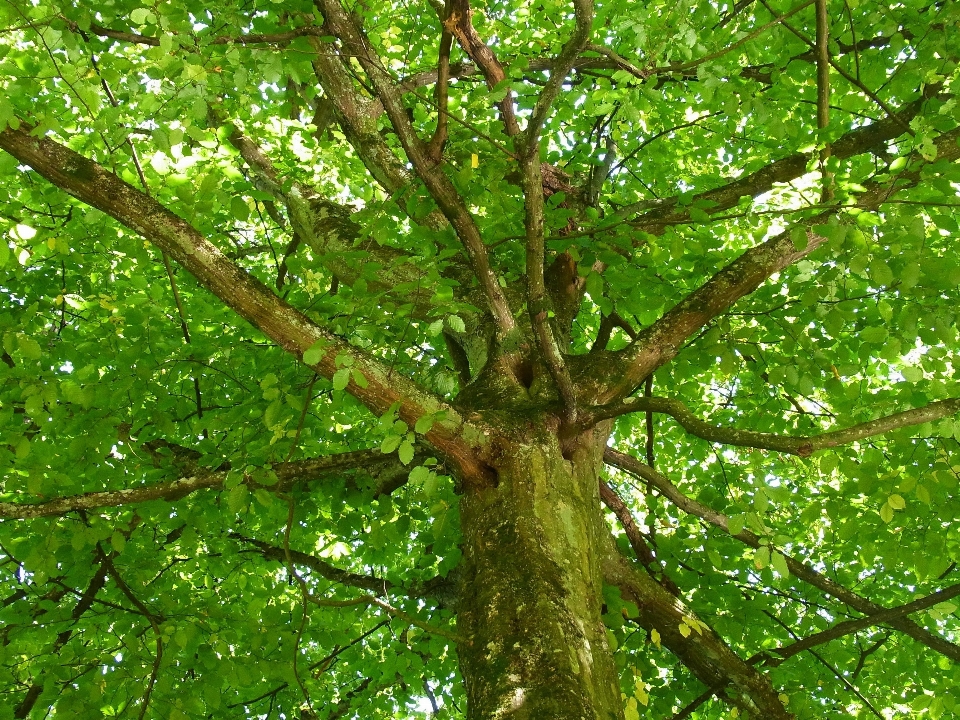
[771,551,789,578]
[880,503,894,523]
[380,435,401,454]
[887,493,906,510]
[230,197,250,222]
[727,515,745,536]
[398,440,415,465]
[302,339,328,365]
[446,315,466,333]
[17,335,41,360]
[332,367,351,391]
[754,546,771,569]
[409,466,431,484]
[790,226,808,251]
[415,415,434,434]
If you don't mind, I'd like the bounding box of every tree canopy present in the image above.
[0,0,959,718]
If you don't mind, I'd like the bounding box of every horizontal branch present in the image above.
[588,396,960,456]
[0,122,491,486]
[0,450,404,520]
[761,583,960,666]
[63,17,328,48]
[604,448,960,663]
[230,533,457,605]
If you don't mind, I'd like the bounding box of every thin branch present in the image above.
[758,0,912,132]
[312,0,516,339]
[230,532,393,595]
[95,545,163,720]
[586,395,960,456]
[0,449,403,519]
[654,0,816,74]
[604,448,960,663]
[815,0,833,203]
[758,583,960,666]
[599,479,678,594]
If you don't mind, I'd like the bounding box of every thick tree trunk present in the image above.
[456,425,623,719]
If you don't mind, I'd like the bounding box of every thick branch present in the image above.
[0,123,489,485]
[587,396,960,456]
[604,448,960,663]
[595,122,960,402]
[602,538,790,719]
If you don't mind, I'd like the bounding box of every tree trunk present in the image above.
[456,423,624,719]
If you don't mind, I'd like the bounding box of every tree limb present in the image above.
[0,123,492,486]
[442,0,520,137]
[586,396,960,456]
[312,0,517,339]
[601,537,791,719]
[604,448,960,663]
[0,449,414,519]
[592,123,960,403]
[759,583,960,666]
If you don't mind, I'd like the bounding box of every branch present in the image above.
[63,18,329,48]
[0,449,411,519]
[13,561,109,718]
[231,533,457,605]
[586,396,960,456]
[760,583,960,666]
[0,123,490,486]
[230,533,391,594]
[621,90,941,231]
[312,0,516,339]
[216,113,455,317]
[599,479,679,594]
[601,536,791,719]
[604,448,960,663]
[523,0,594,144]
[442,0,521,137]
[593,122,960,403]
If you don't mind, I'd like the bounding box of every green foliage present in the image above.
[0,0,958,717]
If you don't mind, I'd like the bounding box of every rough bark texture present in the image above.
[457,422,623,719]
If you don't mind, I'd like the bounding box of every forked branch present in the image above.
[312,0,516,339]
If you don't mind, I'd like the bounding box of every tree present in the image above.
[0,0,958,716]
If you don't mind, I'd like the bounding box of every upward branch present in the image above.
[594,124,960,403]
[313,0,516,339]
[0,124,488,484]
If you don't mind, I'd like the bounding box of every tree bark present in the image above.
[456,423,624,719]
